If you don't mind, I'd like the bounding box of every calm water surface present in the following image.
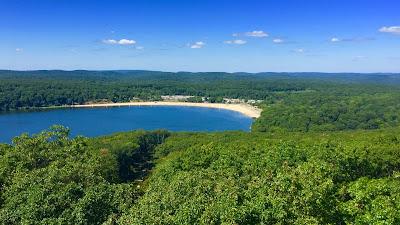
[0,106,253,143]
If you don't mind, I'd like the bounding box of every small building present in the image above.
[161,95,194,101]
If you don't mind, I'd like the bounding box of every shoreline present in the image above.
[67,102,262,118]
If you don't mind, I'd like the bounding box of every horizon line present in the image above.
[0,69,399,75]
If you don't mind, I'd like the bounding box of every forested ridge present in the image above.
[0,70,312,110]
[1,70,400,224]
[253,91,400,132]
[1,70,399,109]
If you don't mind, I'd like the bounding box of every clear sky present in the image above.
[1,0,400,72]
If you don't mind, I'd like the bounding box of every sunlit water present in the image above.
[0,106,253,143]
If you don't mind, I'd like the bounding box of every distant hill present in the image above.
[1,70,399,85]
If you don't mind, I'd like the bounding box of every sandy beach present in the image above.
[69,102,262,118]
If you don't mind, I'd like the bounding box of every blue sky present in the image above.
[1,0,400,72]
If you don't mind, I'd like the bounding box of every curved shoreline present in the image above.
[68,102,262,118]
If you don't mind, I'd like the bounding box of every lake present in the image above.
[0,106,253,143]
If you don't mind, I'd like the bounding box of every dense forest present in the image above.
[1,70,399,108]
[0,70,312,110]
[253,91,400,132]
[0,126,399,224]
[1,70,400,224]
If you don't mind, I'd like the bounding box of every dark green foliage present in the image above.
[186,96,203,103]
[1,127,399,224]
[0,70,311,111]
[119,129,400,224]
[339,176,400,224]
[0,127,169,224]
[252,91,400,132]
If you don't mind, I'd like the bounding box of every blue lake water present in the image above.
[0,106,253,143]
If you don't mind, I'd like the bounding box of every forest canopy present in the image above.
[0,127,399,224]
